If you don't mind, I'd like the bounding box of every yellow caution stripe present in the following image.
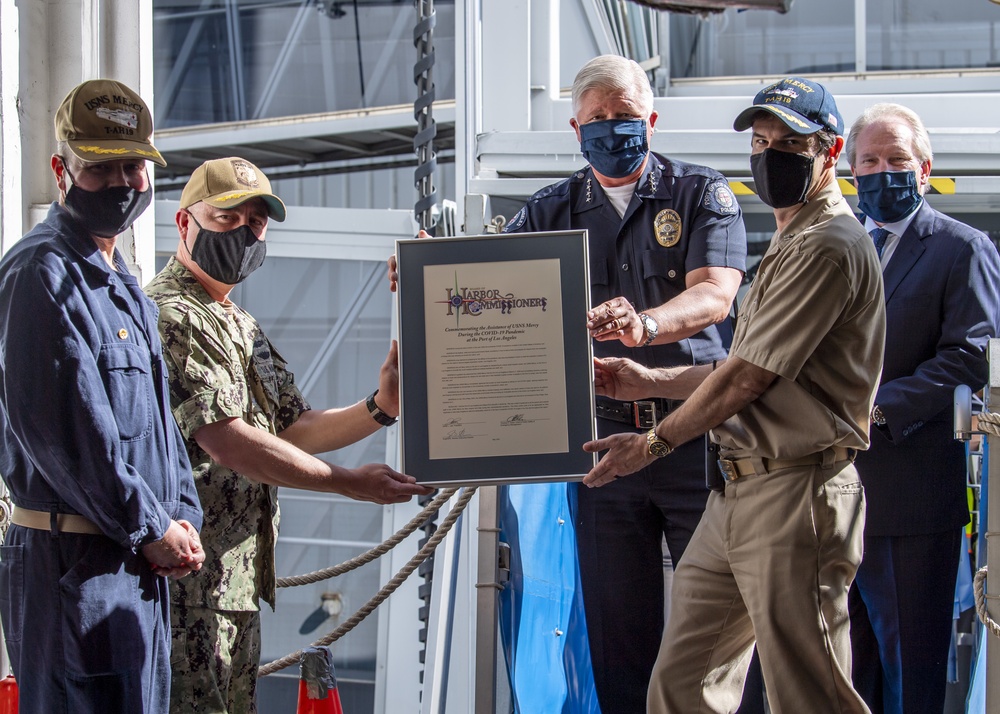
[838,178,857,196]
[730,178,958,197]
[928,178,956,194]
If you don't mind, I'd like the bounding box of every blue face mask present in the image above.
[578,119,648,179]
[856,170,923,224]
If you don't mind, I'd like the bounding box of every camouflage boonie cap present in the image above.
[54,78,166,167]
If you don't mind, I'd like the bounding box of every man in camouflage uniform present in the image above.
[145,157,432,713]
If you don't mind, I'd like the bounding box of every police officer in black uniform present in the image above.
[503,54,748,714]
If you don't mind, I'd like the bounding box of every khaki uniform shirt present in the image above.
[145,258,310,611]
[711,181,886,460]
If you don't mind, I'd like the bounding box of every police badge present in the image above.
[654,209,682,247]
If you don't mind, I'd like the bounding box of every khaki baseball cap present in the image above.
[55,79,166,167]
[180,157,286,222]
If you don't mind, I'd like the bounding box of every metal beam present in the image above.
[252,0,314,119]
[158,0,214,126]
[298,263,383,395]
[224,0,248,120]
[365,5,415,102]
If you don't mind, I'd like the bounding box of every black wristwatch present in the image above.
[871,404,887,427]
[366,389,398,427]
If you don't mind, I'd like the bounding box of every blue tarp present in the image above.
[498,483,601,714]
[966,439,988,714]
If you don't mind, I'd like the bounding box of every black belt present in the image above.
[595,397,682,429]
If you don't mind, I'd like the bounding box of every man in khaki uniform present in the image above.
[582,77,884,714]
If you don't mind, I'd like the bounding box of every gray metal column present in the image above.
[474,487,501,714]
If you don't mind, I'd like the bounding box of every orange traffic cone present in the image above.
[296,647,343,714]
[0,674,17,714]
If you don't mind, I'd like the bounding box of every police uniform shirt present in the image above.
[711,181,886,460]
[505,152,747,367]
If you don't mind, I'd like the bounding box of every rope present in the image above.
[977,408,1000,437]
[974,566,1000,639]
[258,486,477,677]
[276,487,457,588]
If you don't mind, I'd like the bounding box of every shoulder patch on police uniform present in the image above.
[703,180,738,216]
[505,206,527,233]
[654,209,682,247]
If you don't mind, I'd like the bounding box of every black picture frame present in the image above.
[395,230,595,486]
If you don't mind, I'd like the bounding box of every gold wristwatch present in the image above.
[646,428,673,458]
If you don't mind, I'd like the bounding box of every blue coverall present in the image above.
[0,203,203,714]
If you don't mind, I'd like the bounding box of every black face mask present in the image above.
[187,214,267,285]
[750,148,817,209]
[62,165,152,238]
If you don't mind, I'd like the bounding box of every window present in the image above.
[669,0,1000,79]
[153,0,455,128]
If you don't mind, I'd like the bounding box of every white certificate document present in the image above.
[423,258,568,460]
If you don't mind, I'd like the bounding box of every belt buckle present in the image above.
[633,400,657,429]
[717,458,740,483]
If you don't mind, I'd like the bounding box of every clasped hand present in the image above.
[142,519,206,580]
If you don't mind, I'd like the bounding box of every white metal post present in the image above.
[985,339,1000,708]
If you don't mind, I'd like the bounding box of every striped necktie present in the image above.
[869,227,890,259]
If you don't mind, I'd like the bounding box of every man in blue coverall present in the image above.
[0,79,204,714]
[502,54,748,714]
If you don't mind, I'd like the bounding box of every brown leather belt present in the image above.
[717,447,857,484]
[11,507,103,535]
[595,397,683,429]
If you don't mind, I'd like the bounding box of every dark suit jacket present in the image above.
[856,200,1000,537]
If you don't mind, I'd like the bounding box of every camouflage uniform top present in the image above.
[145,257,310,611]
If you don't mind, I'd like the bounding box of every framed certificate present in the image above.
[395,230,595,486]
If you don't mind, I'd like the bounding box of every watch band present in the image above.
[366,389,398,427]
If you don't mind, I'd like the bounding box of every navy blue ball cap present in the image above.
[733,77,844,136]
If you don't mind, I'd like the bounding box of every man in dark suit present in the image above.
[846,102,1000,714]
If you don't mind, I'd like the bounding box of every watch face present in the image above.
[641,314,657,335]
[647,429,671,457]
[649,441,671,457]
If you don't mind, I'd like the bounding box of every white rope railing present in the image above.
[258,486,477,677]
[275,487,458,588]
[974,565,1000,639]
